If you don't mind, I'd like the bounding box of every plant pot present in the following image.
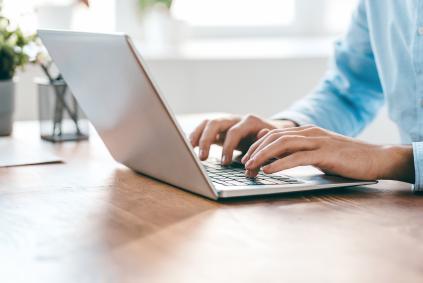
[140,6,187,52]
[115,0,144,38]
[0,79,15,136]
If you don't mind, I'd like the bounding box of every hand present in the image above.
[189,114,297,165]
[242,125,415,183]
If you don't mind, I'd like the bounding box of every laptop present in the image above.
[38,30,376,200]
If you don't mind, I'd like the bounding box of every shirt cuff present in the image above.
[412,142,423,192]
[270,110,317,127]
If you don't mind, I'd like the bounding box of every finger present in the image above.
[221,122,251,165]
[198,121,224,160]
[189,119,208,147]
[221,115,277,165]
[262,151,317,174]
[245,168,260,178]
[245,136,319,170]
[240,129,270,164]
[198,118,239,160]
[243,127,314,164]
[242,132,281,164]
[248,130,308,160]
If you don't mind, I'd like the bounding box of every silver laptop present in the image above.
[38,30,376,200]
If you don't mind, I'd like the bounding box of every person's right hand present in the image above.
[189,114,297,165]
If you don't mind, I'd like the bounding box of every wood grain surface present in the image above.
[0,118,422,283]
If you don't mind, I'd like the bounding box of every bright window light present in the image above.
[1,0,114,33]
[72,0,115,32]
[172,0,295,26]
[325,0,358,33]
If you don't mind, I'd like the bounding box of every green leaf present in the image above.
[0,14,36,79]
[139,0,172,10]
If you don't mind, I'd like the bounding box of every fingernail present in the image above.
[199,150,206,160]
[221,155,227,165]
[241,155,247,164]
[224,155,232,165]
[245,169,257,178]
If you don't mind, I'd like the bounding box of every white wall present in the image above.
[149,57,400,144]
[14,55,400,144]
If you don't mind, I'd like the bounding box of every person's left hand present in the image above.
[241,125,415,182]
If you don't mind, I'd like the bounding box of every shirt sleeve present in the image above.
[413,142,423,192]
[273,0,384,137]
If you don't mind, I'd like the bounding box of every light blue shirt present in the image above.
[274,0,423,191]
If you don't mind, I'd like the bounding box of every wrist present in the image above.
[270,119,298,129]
[377,145,415,183]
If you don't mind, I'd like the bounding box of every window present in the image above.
[172,0,295,27]
[172,0,358,37]
[325,0,358,33]
[1,0,114,33]
[1,0,359,39]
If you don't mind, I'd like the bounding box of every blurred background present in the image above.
[1,0,399,143]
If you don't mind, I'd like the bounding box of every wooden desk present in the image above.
[1,118,422,283]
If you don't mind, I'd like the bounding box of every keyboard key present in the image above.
[203,160,303,187]
[254,179,277,185]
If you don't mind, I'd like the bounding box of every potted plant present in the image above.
[36,0,90,30]
[139,0,172,10]
[0,15,36,136]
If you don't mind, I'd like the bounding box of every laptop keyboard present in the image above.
[203,160,303,186]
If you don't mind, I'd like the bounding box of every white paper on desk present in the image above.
[0,138,63,167]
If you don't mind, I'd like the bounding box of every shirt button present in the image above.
[418,27,423,35]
